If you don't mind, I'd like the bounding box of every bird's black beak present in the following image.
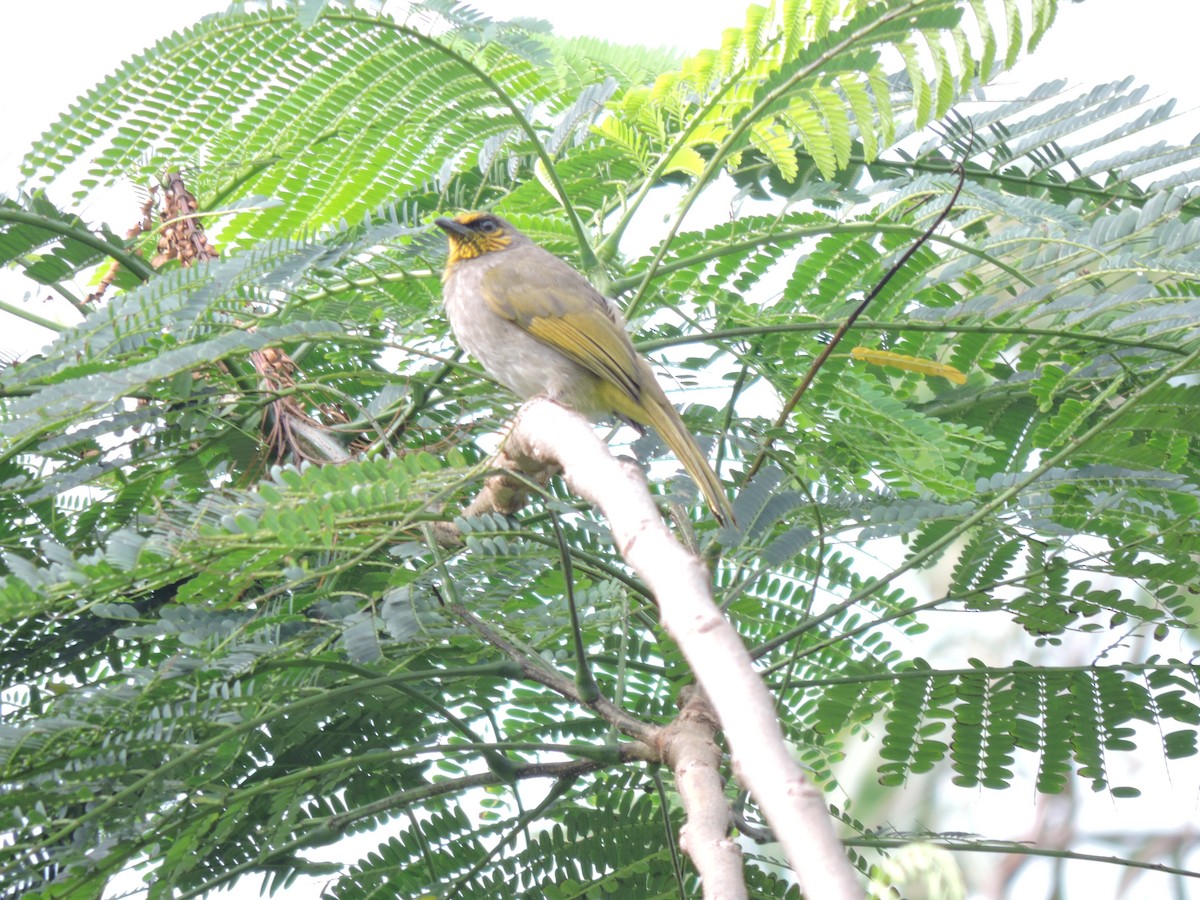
[434,217,469,237]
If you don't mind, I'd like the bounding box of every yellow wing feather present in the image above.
[480,256,644,401]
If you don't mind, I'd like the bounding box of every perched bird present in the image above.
[435,211,735,526]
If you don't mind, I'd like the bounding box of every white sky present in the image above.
[1,2,1197,898]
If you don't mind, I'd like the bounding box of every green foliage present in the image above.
[805,659,1200,793]
[0,191,150,288]
[2,0,1198,897]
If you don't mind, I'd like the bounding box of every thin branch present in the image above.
[609,220,1034,299]
[327,757,611,835]
[0,207,156,281]
[658,685,746,899]
[846,834,1200,881]
[744,145,970,481]
[653,769,690,899]
[783,660,1200,689]
[552,511,600,702]
[447,600,661,748]
[0,297,66,333]
[637,319,1190,358]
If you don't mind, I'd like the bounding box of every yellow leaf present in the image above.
[851,347,967,384]
[664,146,706,177]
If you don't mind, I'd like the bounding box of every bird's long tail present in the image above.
[647,395,736,527]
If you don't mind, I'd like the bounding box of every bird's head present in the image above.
[434,212,523,265]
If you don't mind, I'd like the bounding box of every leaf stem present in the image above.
[0,207,155,281]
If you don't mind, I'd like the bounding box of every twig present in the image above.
[446,600,660,749]
[552,511,600,702]
[743,133,971,481]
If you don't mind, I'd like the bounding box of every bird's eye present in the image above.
[478,219,498,233]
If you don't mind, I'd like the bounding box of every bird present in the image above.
[434,211,735,527]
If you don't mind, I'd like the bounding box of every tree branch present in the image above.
[447,599,661,749]
[482,397,863,899]
[433,447,556,547]
[659,685,746,899]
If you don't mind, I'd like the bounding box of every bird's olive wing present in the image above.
[480,262,643,401]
